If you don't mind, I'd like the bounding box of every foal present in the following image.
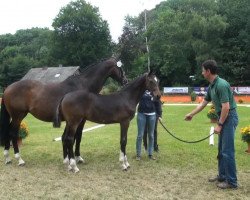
[54,71,161,172]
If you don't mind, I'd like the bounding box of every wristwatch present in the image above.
[217,122,223,127]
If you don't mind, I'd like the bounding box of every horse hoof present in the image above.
[18,162,25,166]
[73,167,80,173]
[5,160,12,165]
[17,158,25,166]
[68,165,73,171]
[75,156,85,164]
[121,164,128,171]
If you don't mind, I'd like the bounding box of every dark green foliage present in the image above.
[51,0,113,67]
[118,0,250,87]
[0,28,54,87]
[0,0,249,88]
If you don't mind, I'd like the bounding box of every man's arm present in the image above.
[184,99,209,121]
[214,102,229,134]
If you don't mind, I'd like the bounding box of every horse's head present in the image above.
[146,71,161,98]
[109,59,128,86]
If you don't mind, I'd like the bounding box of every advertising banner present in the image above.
[193,87,208,96]
[163,87,189,94]
[232,87,250,95]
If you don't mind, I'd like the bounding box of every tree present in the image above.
[0,55,33,88]
[51,0,112,67]
[119,0,228,86]
[217,0,250,85]
[118,15,148,78]
[0,28,53,88]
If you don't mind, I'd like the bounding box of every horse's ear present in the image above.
[148,69,155,76]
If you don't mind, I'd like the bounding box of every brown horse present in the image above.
[0,57,127,166]
[54,71,161,172]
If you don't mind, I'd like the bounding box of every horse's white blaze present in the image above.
[4,150,12,164]
[75,156,85,164]
[15,153,25,166]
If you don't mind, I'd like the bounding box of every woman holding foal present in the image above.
[136,90,159,160]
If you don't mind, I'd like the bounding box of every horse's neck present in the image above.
[123,75,146,105]
[88,68,113,93]
[64,65,111,93]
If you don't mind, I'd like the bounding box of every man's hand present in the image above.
[185,113,193,121]
[158,117,162,122]
[214,125,222,135]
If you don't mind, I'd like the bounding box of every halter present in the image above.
[116,60,127,85]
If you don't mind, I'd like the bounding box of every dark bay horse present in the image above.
[53,71,161,172]
[0,57,127,166]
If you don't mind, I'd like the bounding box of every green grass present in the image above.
[8,105,250,170]
[16,105,250,174]
[1,105,250,199]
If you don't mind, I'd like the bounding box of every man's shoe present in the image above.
[208,176,225,182]
[136,156,141,161]
[217,182,238,189]
[148,155,156,160]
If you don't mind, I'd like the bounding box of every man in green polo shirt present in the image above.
[184,60,238,189]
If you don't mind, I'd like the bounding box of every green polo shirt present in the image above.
[205,76,237,113]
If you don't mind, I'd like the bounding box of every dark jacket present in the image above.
[138,91,162,117]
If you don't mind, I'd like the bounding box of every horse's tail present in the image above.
[53,98,63,128]
[0,98,10,146]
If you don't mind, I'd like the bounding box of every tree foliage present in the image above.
[0,28,53,88]
[0,0,249,89]
[51,0,113,67]
[0,0,114,88]
[118,0,250,87]
[217,0,250,85]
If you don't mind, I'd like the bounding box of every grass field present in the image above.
[0,105,250,199]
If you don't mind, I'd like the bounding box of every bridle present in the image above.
[119,67,128,85]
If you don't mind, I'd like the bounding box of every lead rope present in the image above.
[159,120,215,144]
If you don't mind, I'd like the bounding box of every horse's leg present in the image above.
[62,127,69,165]
[9,118,25,166]
[74,120,86,163]
[64,124,79,173]
[119,120,130,170]
[3,139,11,164]
[3,131,11,164]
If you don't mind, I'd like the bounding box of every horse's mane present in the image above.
[119,73,148,92]
[65,57,115,80]
[78,58,107,74]
[79,57,117,74]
